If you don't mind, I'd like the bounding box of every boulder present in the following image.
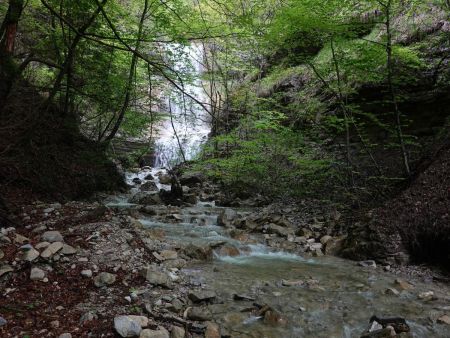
[131,192,162,205]
[216,244,240,257]
[141,181,158,191]
[183,244,213,261]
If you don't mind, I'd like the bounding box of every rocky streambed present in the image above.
[1,167,450,337]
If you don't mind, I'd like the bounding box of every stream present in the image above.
[103,169,450,338]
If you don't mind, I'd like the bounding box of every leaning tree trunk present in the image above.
[0,0,25,109]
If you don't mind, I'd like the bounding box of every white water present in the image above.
[152,45,211,168]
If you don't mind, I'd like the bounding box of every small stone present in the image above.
[0,265,13,278]
[41,241,63,259]
[205,322,220,338]
[358,260,377,268]
[81,269,93,278]
[437,315,450,325]
[159,250,178,260]
[94,272,116,287]
[0,249,4,259]
[127,315,149,328]
[58,334,72,338]
[41,231,64,243]
[114,315,142,337]
[30,267,46,281]
[418,291,435,301]
[395,278,413,290]
[35,242,51,249]
[188,290,216,303]
[61,244,77,255]
[80,312,97,324]
[186,307,213,321]
[22,248,40,261]
[384,288,399,296]
[14,233,29,244]
[125,296,132,303]
[140,327,170,338]
[0,316,7,327]
[50,320,60,328]
[170,326,185,338]
[281,279,304,287]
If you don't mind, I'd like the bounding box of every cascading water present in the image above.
[152,44,211,169]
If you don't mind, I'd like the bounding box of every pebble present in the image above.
[358,260,377,268]
[170,326,185,338]
[41,230,64,243]
[41,242,64,259]
[418,291,435,301]
[94,272,116,287]
[58,334,72,338]
[81,269,93,278]
[0,316,7,327]
[114,315,142,337]
[35,242,51,249]
[437,315,450,325]
[61,244,77,255]
[140,327,170,338]
[30,267,46,281]
[22,248,40,261]
[0,264,13,277]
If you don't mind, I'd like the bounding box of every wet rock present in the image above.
[30,267,46,281]
[216,244,240,257]
[159,174,172,185]
[141,181,158,191]
[188,290,216,303]
[183,244,213,261]
[41,231,64,243]
[94,272,116,287]
[133,178,142,185]
[205,322,220,338]
[233,294,255,301]
[131,192,162,205]
[418,291,436,301]
[170,326,185,338]
[186,307,213,321]
[22,248,40,261]
[384,288,400,296]
[140,327,169,338]
[144,174,154,180]
[367,316,410,334]
[0,264,13,278]
[114,315,142,337]
[395,279,413,290]
[141,267,173,289]
[437,315,450,325]
[360,327,396,338]
[358,260,377,268]
[41,241,64,259]
[217,209,237,227]
[183,193,197,205]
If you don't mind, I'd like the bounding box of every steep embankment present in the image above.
[0,81,125,218]
[343,138,450,268]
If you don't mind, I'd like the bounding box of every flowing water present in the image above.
[105,170,450,338]
[106,46,450,337]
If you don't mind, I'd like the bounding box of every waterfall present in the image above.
[153,44,211,169]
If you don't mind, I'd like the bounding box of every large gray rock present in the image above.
[141,267,173,289]
[141,181,158,191]
[22,248,40,262]
[41,231,64,243]
[114,315,142,337]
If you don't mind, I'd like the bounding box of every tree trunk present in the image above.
[0,0,25,108]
